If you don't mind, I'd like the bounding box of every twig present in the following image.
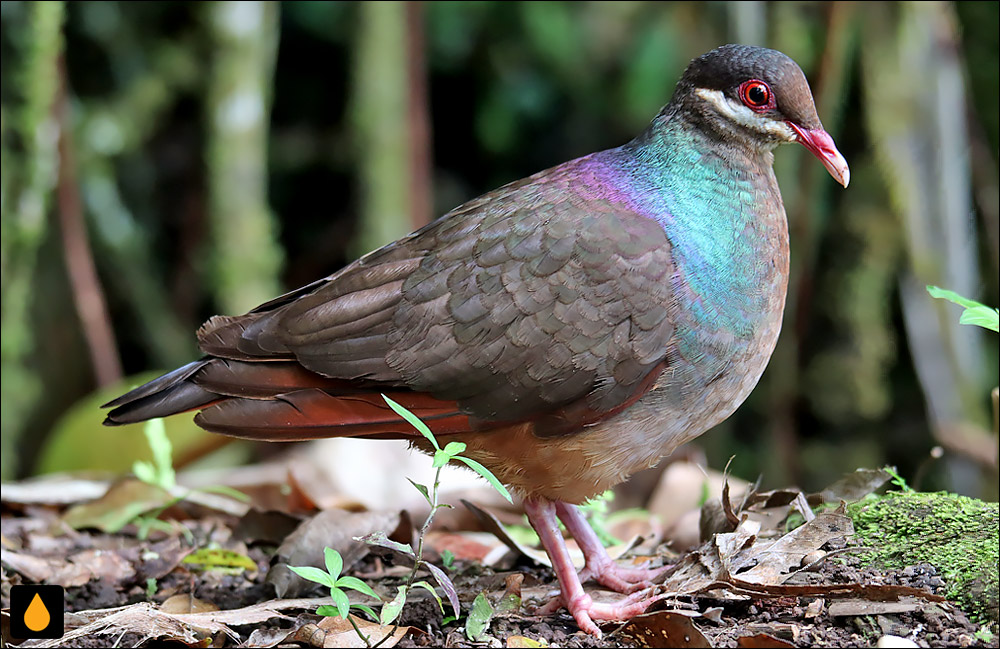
[56,55,122,386]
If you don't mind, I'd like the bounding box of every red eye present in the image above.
[739,80,772,111]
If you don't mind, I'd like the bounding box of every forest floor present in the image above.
[1,464,996,648]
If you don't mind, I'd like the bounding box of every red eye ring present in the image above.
[739,79,773,112]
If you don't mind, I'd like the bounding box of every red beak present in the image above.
[786,122,850,188]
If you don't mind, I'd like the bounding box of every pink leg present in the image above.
[523,497,664,636]
[555,502,669,593]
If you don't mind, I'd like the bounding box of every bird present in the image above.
[104,44,848,635]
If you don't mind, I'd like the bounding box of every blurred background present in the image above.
[1,1,997,501]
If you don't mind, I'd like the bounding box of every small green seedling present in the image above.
[132,418,175,490]
[927,285,999,333]
[292,396,513,646]
[289,547,382,625]
[127,418,249,540]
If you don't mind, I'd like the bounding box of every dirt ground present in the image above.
[2,469,995,649]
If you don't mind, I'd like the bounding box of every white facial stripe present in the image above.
[694,87,796,141]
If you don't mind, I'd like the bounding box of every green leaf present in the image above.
[442,441,467,456]
[927,286,999,332]
[412,580,444,614]
[959,306,1000,332]
[927,285,983,309]
[195,484,252,502]
[407,478,432,505]
[142,418,175,490]
[351,603,379,621]
[432,449,451,468]
[182,548,257,573]
[380,585,408,625]
[316,604,341,617]
[336,575,380,601]
[132,460,156,484]
[382,394,439,450]
[357,531,415,557]
[465,591,495,641]
[330,587,351,620]
[441,549,455,570]
[324,547,343,581]
[454,456,513,503]
[288,565,337,589]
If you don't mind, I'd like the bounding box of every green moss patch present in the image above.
[848,491,999,625]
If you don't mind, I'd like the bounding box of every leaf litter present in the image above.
[1,464,990,648]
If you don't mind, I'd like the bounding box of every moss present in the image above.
[848,491,999,626]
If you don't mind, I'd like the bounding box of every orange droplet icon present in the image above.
[25,592,51,632]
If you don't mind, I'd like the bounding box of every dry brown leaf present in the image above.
[2,547,136,587]
[424,530,510,565]
[0,476,112,506]
[735,509,852,585]
[736,632,796,648]
[614,610,712,648]
[13,601,239,648]
[268,508,402,597]
[245,626,297,648]
[828,597,923,617]
[160,594,220,614]
[463,499,559,568]
[653,462,749,532]
[61,478,173,533]
[309,613,409,648]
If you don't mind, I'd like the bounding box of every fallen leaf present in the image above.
[311,613,409,648]
[160,594,219,614]
[424,530,510,565]
[812,468,892,505]
[62,478,173,533]
[828,597,923,617]
[736,633,795,648]
[735,509,853,585]
[466,591,495,641]
[245,626,297,647]
[507,636,547,647]
[650,462,750,532]
[2,548,136,588]
[614,611,712,648]
[0,476,112,506]
[269,508,401,597]
[182,548,257,573]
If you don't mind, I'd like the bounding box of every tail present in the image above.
[103,360,217,424]
[101,358,474,442]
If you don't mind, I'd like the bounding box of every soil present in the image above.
[2,511,994,648]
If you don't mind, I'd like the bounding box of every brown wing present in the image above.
[107,157,678,439]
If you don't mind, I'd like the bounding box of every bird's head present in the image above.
[673,44,849,188]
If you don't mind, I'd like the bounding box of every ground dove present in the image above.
[105,44,848,634]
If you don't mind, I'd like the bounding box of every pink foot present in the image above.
[534,585,666,635]
[523,498,667,636]
[555,502,669,594]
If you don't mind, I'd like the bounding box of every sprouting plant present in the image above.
[291,395,513,646]
[289,547,382,644]
[579,490,620,547]
[926,285,999,333]
[130,418,249,540]
[928,286,999,433]
[883,465,914,493]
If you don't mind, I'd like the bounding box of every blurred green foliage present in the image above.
[0,2,997,499]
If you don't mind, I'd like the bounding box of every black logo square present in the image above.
[9,584,64,639]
